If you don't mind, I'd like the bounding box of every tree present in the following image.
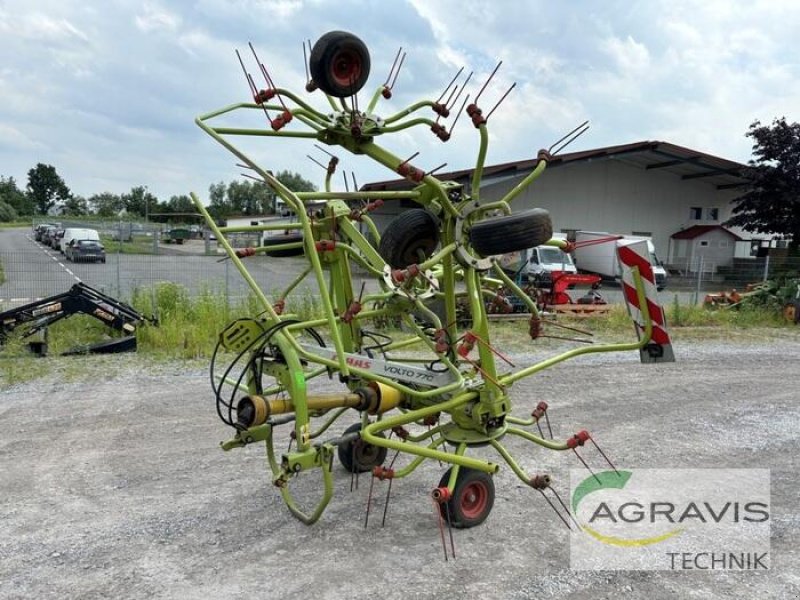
[726,118,800,250]
[165,194,195,213]
[0,176,33,216]
[62,195,89,216]
[89,192,124,217]
[26,163,71,215]
[122,186,159,219]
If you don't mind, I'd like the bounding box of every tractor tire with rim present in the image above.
[309,31,371,98]
[378,209,439,268]
[438,467,495,528]
[469,208,553,257]
[338,422,388,473]
[263,232,304,257]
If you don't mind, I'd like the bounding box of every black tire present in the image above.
[378,209,439,268]
[469,208,553,257]
[438,467,495,529]
[309,31,371,98]
[264,232,305,257]
[338,422,387,473]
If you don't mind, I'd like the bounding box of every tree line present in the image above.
[0,164,316,223]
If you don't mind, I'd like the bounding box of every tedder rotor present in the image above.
[190,31,674,543]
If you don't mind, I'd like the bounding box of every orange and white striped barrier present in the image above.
[617,240,675,363]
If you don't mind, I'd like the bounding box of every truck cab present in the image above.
[523,243,577,282]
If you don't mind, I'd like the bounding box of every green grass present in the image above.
[1,284,796,386]
[100,234,158,255]
[0,258,5,285]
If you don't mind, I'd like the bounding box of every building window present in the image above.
[698,240,709,247]
[689,207,702,220]
[706,208,719,221]
[631,231,652,237]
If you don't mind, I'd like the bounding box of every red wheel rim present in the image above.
[459,481,489,519]
[330,49,362,86]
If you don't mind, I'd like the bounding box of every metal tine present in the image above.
[449,93,470,134]
[424,163,448,178]
[550,486,582,529]
[448,71,473,112]
[474,61,503,104]
[302,40,310,82]
[351,172,359,191]
[590,438,621,476]
[314,144,337,158]
[432,497,449,561]
[384,47,404,86]
[573,448,601,484]
[436,66,465,104]
[389,52,406,90]
[306,155,328,171]
[444,502,456,559]
[550,121,590,156]
[537,488,572,530]
[250,42,290,112]
[235,49,258,98]
[399,151,420,166]
[342,171,350,192]
[485,82,516,120]
[548,120,590,154]
[543,409,554,439]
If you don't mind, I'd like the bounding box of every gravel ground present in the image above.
[1,335,799,600]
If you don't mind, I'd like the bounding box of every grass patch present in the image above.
[1,285,797,386]
[100,234,157,255]
[0,257,5,285]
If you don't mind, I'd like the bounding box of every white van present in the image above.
[60,228,100,254]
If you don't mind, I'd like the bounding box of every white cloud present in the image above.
[135,2,181,33]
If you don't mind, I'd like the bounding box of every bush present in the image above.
[0,200,18,222]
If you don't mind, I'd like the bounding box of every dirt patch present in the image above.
[1,339,799,599]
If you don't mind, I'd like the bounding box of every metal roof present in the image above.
[671,225,744,241]
[361,140,750,192]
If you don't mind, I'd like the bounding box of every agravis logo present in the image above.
[569,469,771,571]
[571,470,683,547]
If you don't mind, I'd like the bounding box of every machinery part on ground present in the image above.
[309,31,371,98]
[437,467,495,528]
[0,283,153,356]
[338,422,388,473]
[263,232,305,257]
[469,208,553,257]
[378,209,439,268]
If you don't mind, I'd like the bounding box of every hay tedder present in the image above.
[190,31,674,539]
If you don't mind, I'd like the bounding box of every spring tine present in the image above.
[448,71,473,112]
[307,155,328,171]
[384,47,403,86]
[342,171,350,192]
[399,151,420,166]
[474,61,502,104]
[389,52,406,90]
[591,438,621,476]
[424,163,448,177]
[381,479,393,527]
[432,498,449,561]
[235,49,258,97]
[551,122,590,156]
[485,82,516,120]
[450,93,470,134]
[573,448,601,484]
[444,502,456,559]
[364,471,376,528]
[436,66,464,103]
[550,486,582,529]
[351,171,359,192]
[302,40,310,81]
[538,489,571,530]
[536,421,545,438]
[544,409,554,439]
[548,120,590,154]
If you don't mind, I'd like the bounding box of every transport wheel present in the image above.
[338,422,388,473]
[469,208,552,257]
[438,467,495,528]
[378,209,439,268]
[264,232,304,257]
[309,31,371,98]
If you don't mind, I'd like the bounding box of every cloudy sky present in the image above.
[1,0,798,201]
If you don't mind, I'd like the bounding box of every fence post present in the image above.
[694,255,704,305]
[763,254,770,282]
[225,257,230,308]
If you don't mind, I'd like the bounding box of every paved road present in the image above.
[1,227,713,308]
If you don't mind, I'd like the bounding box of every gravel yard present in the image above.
[1,335,799,599]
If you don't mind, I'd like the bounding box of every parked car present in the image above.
[45,227,65,249]
[60,228,100,254]
[34,223,54,242]
[66,240,106,263]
